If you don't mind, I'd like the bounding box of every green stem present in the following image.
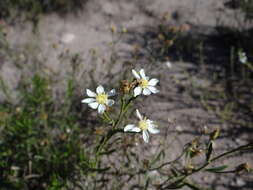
[149,151,185,171]
[114,95,136,128]
[159,142,253,189]
[246,62,253,72]
[113,97,125,128]
[205,170,236,174]
[192,143,253,174]
[103,111,114,124]
[94,95,137,167]
[95,129,124,166]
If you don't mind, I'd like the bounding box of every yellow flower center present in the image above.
[138,119,148,131]
[139,78,149,88]
[96,93,108,105]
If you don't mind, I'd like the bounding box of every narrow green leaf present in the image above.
[144,178,150,190]
[171,167,180,177]
[150,149,164,166]
[89,167,110,172]
[99,149,116,155]
[206,141,213,161]
[205,165,228,173]
[34,155,45,160]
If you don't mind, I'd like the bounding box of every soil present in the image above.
[0,0,252,189]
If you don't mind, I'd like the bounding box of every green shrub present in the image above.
[240,0,253,21]
[0,74,90,189]
[0,0,86,21]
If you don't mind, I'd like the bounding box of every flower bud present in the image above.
[236,163,251,173]
[190,138,199,148]
[121,27,128,33]
[180,24,190,32]
[169,26,179,33]
[94,128,106,135]
[142,159,149,169]
[210,128,220,140]
[162,12,170,21]
[110,24,117,33]
[202,125,209,135]
[40,139,49,146]
[59,133,67,141]
[158,33,165,41]
[165,40,174,46]
[189,147,203,158]
[40,112,48,121]
[184,164,194,174]
[16,107,22,113]
[120,80,132,94]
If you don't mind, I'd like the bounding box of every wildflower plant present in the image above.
[80,68,253,190]
[82,68,160,143]
[1,70,252,190]
[1,14,252,189]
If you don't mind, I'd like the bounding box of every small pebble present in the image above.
[61,33,76,44]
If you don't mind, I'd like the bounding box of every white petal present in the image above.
[98,104,106,114]
[139,69,146,78]
[143,88,151,95]
[148,78,159,86]
[131,127,141,132]
[124,125,141,133]
[136,109,143,120]
[106,99,115,106]
[148,125,160,134]
[134,87,142,97]
[81,98,96,104]
[147,119,154,125]
[86,89,96,97]
[88,102,99,109]
[147,119,158,127]
[148,86,159,94]
[96,85,104,94]
[108,89,116,97]
[142,130,149,143]
[124,124,135,132]
[132,69,140,79]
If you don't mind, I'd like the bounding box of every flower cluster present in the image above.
[81,69,160,143]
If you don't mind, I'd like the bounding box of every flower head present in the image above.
[239,50,247,64]
[132,69,159,97]
[81,85,116,114]
[124,109,159,143]
[166,61,172,69]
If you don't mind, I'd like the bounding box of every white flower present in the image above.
[124,109,159,143]
[166,61,172,68]
[132,69,159,97]
[239,51,247,64]
[81,85,116,114]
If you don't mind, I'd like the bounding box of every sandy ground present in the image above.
[0,0,245,95]
[0,0,252,189]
